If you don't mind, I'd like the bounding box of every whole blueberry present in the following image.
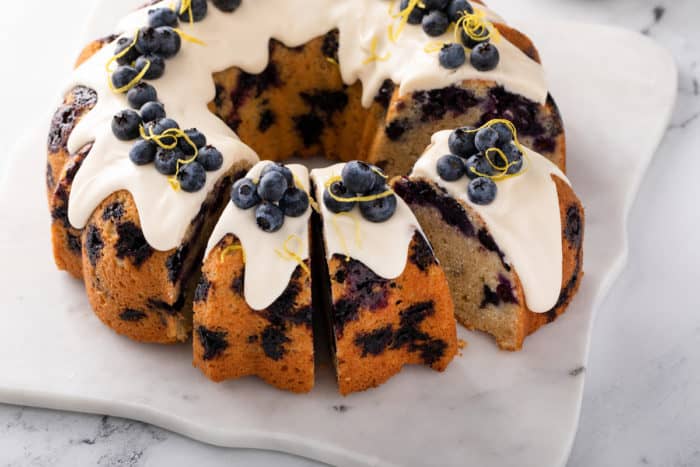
[129,140,157,165]
[153,118,180,134]
[447,0,474,22]
[178,162,207,192]
[257,171,289,202]
[465,153,495,179]
[439,43,466,69]
[342,161,377,194]
[437,155,466,181]
[154,147,186,175]
[178,0,208,22]
[400,0,426,25]
[256,202,285,233]
[114,37,139,66]
[179,128,207,155]
[460,27,489,49]
[422,10,450,37]
[157,27,181,59]
[140,101,166,123]
[360,193,398,223]
[135,27,160,55]
[231,178,260,209]
[111,66,139,90]
[279,188,310,217]
[502,142,524,174]
[468,177,497,205]
[324,181,356,213]
[111,110,142,141]
[260,163,294,186]
[127,82,157,109]
[448,127,477,158]
[371,166,388,191]
[148,8,179,28]
[475,127,499,152]
[471,42,500,71]
[197,145,223,171]
[212,0,242,13]
[491,122,514,145]
[135,55,166,80]
[423,0,449,9]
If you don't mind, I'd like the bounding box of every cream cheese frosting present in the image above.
[411,130,569,312]
[206,162,312,311]
[64,0,548,252]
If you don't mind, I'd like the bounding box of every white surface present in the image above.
[0,6,677,467]
[1,2,696,467]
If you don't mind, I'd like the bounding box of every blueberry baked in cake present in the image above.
[46,0,584,393]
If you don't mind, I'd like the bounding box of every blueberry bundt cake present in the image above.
[393,121,584,350]
[193,162,315,392]
[311,163,457,395]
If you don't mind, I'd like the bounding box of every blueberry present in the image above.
[460,28,489,49]
[231,178,261,209]
[324,181,356,213]
[360,193,398,223]
[179,128,207,155]
[127,82,157,109]
[256,202,285,233]
[212,0,242,13]
[260,163,294,187]
[114,37,139,66]
[422,0,449,9]
[178,0,208,22]
[148,8,179,28]
[135,27,160,55]
[140,101,166,123]
[156,27,181,59]
[400,0,426,25]
[439,43,466,69]
[422,10,450,37]
[111,66,139,90]
[448,127,477,158]
[197,145,223,171]
[502,142,523,174]
[471,42,500,71]
[257,171,289,202]
[153,118,180,134]
[111,110,142,141]
[371,166,388,191]
[178,162,207,192]
[475,127,499,152]
[342,161,377,194]
[468,177,497,205]
[154,147,186,175]
[491,122,513,145]
[129,140,157,165]
[447,0,474,22]
[135,55,165,80]
[465,154,495,179]
[437,155,466,181]
[279,188,310,217]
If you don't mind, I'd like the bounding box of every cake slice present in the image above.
[193,162,315,393]
[393,121,584,350]
[311,162,458,395]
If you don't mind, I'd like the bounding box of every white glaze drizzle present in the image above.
[311,163,423,280]
[411,130,570,313]
[64,0,548,252]
[205,162,312,311]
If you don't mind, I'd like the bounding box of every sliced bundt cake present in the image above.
[193,162,315,392]
[393,121,584,350]
[311,163,458,395]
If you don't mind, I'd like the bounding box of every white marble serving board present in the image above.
[0,3,677,466]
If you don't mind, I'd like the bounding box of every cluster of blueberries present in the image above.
[324,162,397,223]
[436,123,524,205]
[399,0,500,72]
[231,164,311,233]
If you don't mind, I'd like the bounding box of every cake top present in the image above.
[64,0,548,252]
[411,122,570,312]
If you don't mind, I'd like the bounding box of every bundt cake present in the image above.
[393,121,584,350]
[193,162,315,392]
[46,0,582,393]
[311,163,458,395]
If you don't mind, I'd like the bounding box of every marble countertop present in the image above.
[1,0,698,465]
